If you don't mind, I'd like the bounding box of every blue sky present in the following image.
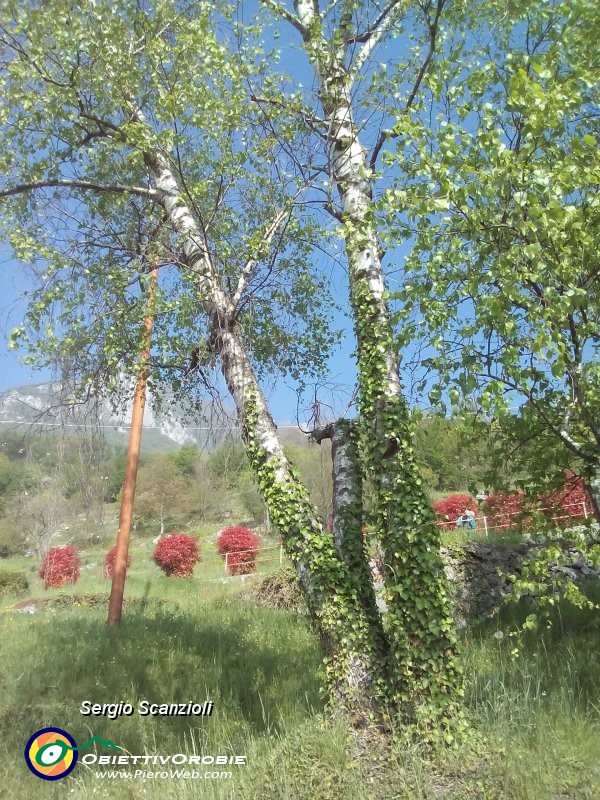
[0,257,51,391]
[0,247,361,425]
[0,2,432,425]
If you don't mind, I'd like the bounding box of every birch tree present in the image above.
[0,0,464,735]
[381,0,600,517]
[0,0,396,723]
[257,0,463,732]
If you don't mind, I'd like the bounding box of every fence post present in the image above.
[279,544,283,566]
[224,552,229,573]
[483,516,488,536]
[582,501,588,519]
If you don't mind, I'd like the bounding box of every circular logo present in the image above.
[24,727,78,780]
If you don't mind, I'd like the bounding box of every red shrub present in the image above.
[152,532,200,577]
[104,545,132,579]
[217,525,260,575]
[540,471,593,522]
[432,494,478,530]
[483,491,535,532]
[39,546,81,589]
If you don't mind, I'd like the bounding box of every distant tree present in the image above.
[238,476,268,525]
[187,457,221,521]
[55,434,108,532]
[0,454,18,513]
[105,450,126,503]
[7,478,74,557]
[283,441,333,526]
[207,441,249,492]
[170,445,201,477]
[135,455,192,536]
[413,412,494,493]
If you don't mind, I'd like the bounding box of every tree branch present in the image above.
[370,0,446,169]
[308,422,334,443]
[250,91,328,138]
[351,0,406,79]
[347,1,403,44]
[294,0,320,31]
[261,0,308,37]
[0,178,157,200]
[232,201,297,307]
[559,406,591,459]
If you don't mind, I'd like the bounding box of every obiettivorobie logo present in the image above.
[24,728,121,781]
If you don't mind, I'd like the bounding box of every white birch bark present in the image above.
[143,142,389,712]
[290,0,401,398]
[269,4,464,724]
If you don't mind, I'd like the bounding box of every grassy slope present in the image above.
[0,546,599,799]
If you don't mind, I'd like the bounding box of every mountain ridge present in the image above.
[0,381,307,452]
[0,381,234,452]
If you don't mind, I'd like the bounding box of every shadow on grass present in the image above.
[1,599,322,756]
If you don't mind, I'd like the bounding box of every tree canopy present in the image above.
[382,0,600,511]
[1,0,338,414]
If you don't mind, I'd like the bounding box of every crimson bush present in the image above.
[483,491,535,532]
[152,532,200,577]
[104,545,132,579]
[39,546,81,589]
[540,470,593,522]
[432,494,478,529]
[217,525,260,575]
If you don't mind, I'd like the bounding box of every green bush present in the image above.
[0,518,26,557]
[0,568,29,598]
[239,477,268,523]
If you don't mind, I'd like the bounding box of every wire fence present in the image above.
[436,500,590,535]
[198,498,592,575]
[83,543,286,586]
[157,542,286,577]
[143,498,593,575]
[59,497,598,588]
[216,543,285,572]
[205,498,592,574]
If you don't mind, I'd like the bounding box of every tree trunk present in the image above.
[143,146,389,718]
[330,420,387,628]
[289,7,464,731]
[212,318,390,717]
[334,122,462,731]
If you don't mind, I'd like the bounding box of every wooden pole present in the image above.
[107,265,158,626]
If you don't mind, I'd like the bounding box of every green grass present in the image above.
[0,550,599,799]
[3,531,284,606]
[441,527,528,548]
